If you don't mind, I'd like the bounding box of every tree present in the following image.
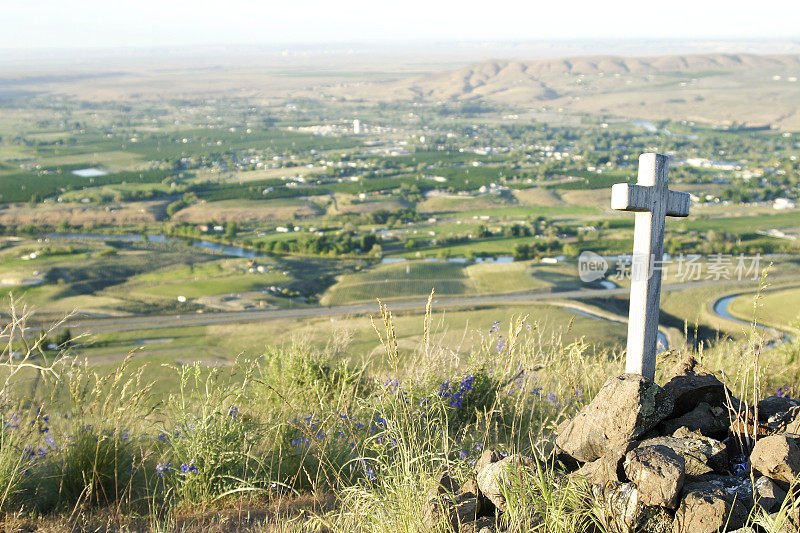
[361,234,377,252]
[562,243,579,257]
[56,328,72,348]
[225,221,239,239]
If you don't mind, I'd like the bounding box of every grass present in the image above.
[466,261,547,294]
[321,261,474,305]
[0,277,797,530]
[679,211,800,234]
[129,273,287,299]
[728,286,800,332]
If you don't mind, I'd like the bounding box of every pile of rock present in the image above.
[424,355,800,532]
[554,355,800,532]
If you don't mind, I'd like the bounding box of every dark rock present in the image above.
[758,395,800,423]
[623,444,685,509]
[556,374,673,463]
[750,434,800,488]
[637,432,728,477]
[476,454,535,512]
[672,481,748,532]
[659,402,729,439]
[754,475,787,513]
[723,438,752,469]
[431,470,461,496]
[553,446,581,472]
[662,355,731,418]
[459,516,496,533]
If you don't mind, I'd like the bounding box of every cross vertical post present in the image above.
[611,153,690,380]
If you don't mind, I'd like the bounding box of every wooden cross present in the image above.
[611,153,690,380]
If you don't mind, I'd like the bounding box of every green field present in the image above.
[465,261,548,293]
[728,286,800,331]
[321,260,474,305]
[127,272,288,299]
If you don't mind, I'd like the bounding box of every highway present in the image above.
[48,275,799,336]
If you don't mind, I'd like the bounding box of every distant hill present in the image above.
[336,54,800,129]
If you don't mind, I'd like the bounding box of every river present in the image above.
[48,232,269,259]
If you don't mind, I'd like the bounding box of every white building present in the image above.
[774,198,797,210]
[353,119,361,134]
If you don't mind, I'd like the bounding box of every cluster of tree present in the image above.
[512,239,565,260]
[257,232,381,257]
[166,193,198,217]
[366,208,422,226]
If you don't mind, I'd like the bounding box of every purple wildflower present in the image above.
[180,462,198,474]
[156,462,172,477]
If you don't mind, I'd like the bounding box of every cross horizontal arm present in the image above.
[611,183,690,217]
[666,190,691,217]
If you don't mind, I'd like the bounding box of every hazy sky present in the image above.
[4,0,800,50]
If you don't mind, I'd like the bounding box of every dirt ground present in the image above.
[0,201,167,226]
[173,199,323,223]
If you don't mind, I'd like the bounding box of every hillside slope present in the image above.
[338,54,800,129]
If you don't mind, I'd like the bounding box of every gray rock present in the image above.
[460,478,494,518]
[754,475,787,513]
[690,473,754,510]
[424,492,479,531]
[556,374,673,463]
[776,405,800,434]
[751,434,800,488]
[637,432,728,477]
[591,481,671,533]
[638,507,674,533]
[659,402,729,439]
[623,444,685,509]
[673,482,748,532]
[476,454,535,512]
[591,482,641,532]
[662,355,731,418]
[475,448,501,474]
[574,442,635,485]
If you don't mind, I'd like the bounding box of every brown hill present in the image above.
[339,53,800,129]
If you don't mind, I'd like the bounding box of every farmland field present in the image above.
[321,260,474,305]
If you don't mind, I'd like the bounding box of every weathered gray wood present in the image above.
[611,183,690,217]
[612,153,690,380]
